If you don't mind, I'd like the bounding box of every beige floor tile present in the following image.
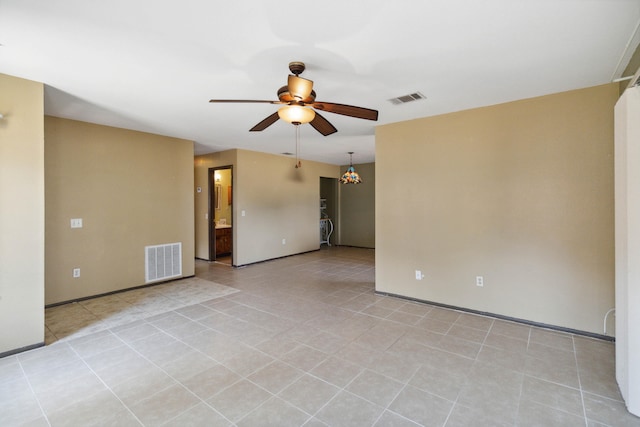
[236,396,310,427]
[46,389,139,427]
[129,384,200,426]
[521,375,584,416]
[316,390,384,427]
[446,323,489,343]
[181,364,241,400]
[433,334,481,359]
[34,372,107,415]
[161,402,231,427]
[112,322,161,344]
[490,319,531,340]
[110,367,177,407]
[346,369,404,407]
[1,247,632,427]
[409,363,468,402]
[476,344,527,372]
[388,385,453,427]
[583,392,640,426]
[445,403,513,427]
[456,361,523,423]
[279,344,328,371]
[17,344,82,376]
[67,331,124,358]
[310,356,364,388]
[160,349,217,382]
[517,399,586,426]
[206,379,272,423]
[524,354,580,388]
[0,391,44,426]
[278,374,340,415]
[373,410,422,426]
[247,360,304,394]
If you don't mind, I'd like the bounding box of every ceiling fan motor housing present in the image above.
[288,61,306,76]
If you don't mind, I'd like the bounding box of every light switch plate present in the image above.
[70,218,83,228]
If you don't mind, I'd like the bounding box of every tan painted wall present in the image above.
[376,83,618,334]
[339,162,375,248]
[45,117,195,305]
[194,149,340,265]
[0,74,45,353]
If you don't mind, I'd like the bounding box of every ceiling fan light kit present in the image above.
[209,61,379,136]
[278,104,316,124]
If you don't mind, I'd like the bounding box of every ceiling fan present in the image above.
[209,61,378,136]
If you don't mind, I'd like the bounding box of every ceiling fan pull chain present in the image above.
[295,124,302,168]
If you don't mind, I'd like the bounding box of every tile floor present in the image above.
[1,246,639,426]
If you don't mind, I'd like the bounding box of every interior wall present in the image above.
[376,83,618,334]
[45,117,195,305]
[615,86,640,416]
[0,74,45,354]
[339,162,375,248]
[194,149,340,266]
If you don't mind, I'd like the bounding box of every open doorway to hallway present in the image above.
[209,166,233,265]
[320,177,338,246]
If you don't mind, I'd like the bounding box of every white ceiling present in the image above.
[1,0,639,165]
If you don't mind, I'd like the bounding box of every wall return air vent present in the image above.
[145,242,182,283]
[388,92,426,105]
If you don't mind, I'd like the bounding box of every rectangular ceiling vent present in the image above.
[388,92,426,105]
[145,242,182,283]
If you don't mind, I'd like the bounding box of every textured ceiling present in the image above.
[1,0,639,164]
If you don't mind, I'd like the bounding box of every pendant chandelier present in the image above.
[340,152,362,184]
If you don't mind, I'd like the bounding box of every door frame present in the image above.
[208,165,233,262]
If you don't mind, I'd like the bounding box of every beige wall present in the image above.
[195,149,340,265]
[45,117,195,305]
[376,83,618,334]
[0,74,45,353]
[339,162,375,248]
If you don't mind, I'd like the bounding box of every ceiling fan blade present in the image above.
[249,112,280,132]
[287,75,314,100]
[209,99,284,104]
[309,112,338,136]
[311,102,378,121]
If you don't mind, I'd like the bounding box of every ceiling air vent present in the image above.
[388,92,426,105]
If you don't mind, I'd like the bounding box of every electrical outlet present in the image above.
[73,268,81,278]
[415,270,424,280]
[476,276,484,287]
[282,238,286,245]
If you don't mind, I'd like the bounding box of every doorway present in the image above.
[320,177,338,246]
[209,166,233,264]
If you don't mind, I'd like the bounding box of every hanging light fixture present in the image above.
[340,152,362,184]
[278,104,316,124]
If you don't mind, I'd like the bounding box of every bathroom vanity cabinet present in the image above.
[215,227,232,256]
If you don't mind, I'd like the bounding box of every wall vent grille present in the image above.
[145,242,182,283]
[388,92,426,105]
